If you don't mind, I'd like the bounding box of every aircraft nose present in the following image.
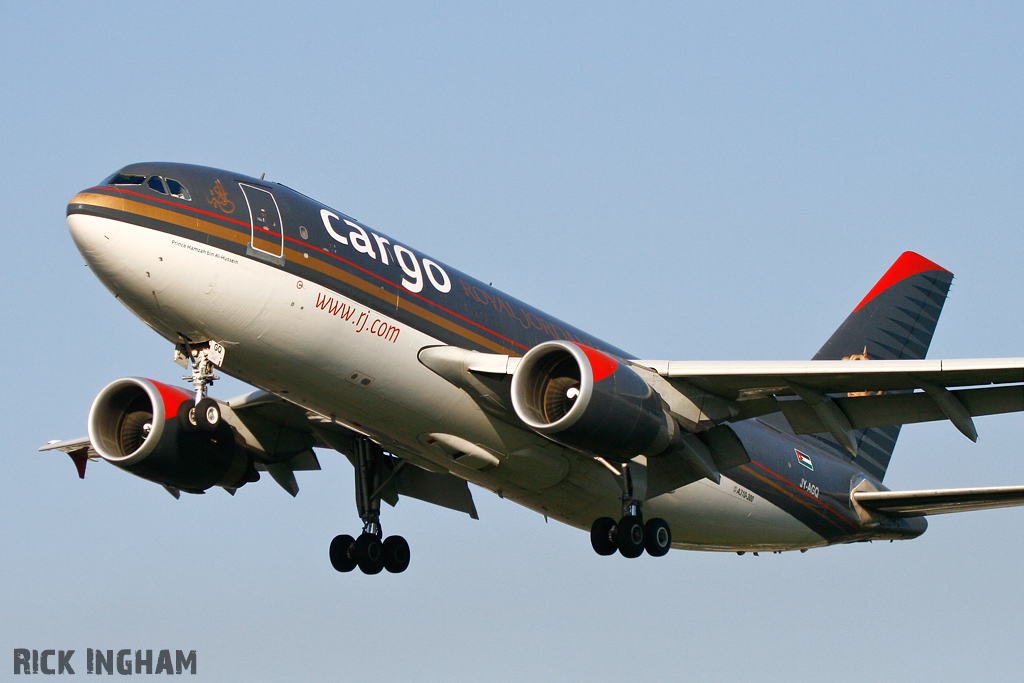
[67,194,122,257]
[67,213,121,256]
[64,193,146,301]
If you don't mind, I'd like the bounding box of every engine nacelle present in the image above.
[510,341,676,462]
[88,377,256,493]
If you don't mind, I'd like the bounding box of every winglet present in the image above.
[68,448,88,479]
[39,438,95,479]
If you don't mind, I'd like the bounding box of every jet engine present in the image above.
[510,341,676,461]
[87,377,257,492]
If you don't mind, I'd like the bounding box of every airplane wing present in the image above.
[637,357,1024,454]
[41,388,479,518]
[40,436,95,458]
[639,357,1024,398]
[429,347,1023,459]
[853,486,1024,516]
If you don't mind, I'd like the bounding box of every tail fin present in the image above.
[813,251,953,480]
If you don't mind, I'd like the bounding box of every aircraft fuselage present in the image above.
[66,162,926,553]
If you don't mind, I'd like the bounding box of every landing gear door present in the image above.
[239,183,284,259]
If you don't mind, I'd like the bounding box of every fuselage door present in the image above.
[239,183,284,258]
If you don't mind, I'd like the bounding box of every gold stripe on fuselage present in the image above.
[70,191,514,355]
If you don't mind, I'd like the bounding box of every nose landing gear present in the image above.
[329,437,410,575]
[176,342,223,432]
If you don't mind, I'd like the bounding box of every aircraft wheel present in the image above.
[195,397,221,431]
[616,515,645,559]
[644,518,672,557]
[329,534,357,572]
[177,399,199,433]
[355,533,385,575]
[590,517,618,556]
[382,535,411,573]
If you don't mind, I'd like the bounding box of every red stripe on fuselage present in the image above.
[290,228,530,352]
[106,186,254,229]
[84,187,531,353]
[747,460,857,530]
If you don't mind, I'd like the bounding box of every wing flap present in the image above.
[642,358,1024,441]
[772,385,1024,435]
[393,465,480,519]
[854,486,1024,516]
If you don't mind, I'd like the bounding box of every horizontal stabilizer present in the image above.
[854,486,1024,517]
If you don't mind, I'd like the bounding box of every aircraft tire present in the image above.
[616,515,645,558]
[382,535,411,573]
[177,399,199,433]
[355,533,385,575]
[329,534,357,572]
[590,517,618,556]
[644,518,671,557]
[195,397,221,431]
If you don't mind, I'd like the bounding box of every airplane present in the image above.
[43,162,1024,575]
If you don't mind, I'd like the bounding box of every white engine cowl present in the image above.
[88,377,256,492]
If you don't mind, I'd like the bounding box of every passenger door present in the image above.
[239,183,284,258]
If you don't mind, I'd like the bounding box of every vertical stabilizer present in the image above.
[812,252,953,480]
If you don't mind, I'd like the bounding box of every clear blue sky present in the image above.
[3,3,1023,680]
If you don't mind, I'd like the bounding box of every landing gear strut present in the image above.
[590,460,672,559]
[329,437,410,575]
[176,343,223,432]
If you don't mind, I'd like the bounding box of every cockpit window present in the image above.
[147,176,168,194]
[106,172,191,201]
[109,173,146,185]
[165,177,192,201]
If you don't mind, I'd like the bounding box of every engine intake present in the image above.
[510,341,675,461]
[88,378,256,492]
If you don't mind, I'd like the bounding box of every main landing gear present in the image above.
[329,437,410,575]
[590,512,672,558]
[590,461,672,559]
[176,343,223,433]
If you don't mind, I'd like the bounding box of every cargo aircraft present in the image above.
[44,163,1024,574]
